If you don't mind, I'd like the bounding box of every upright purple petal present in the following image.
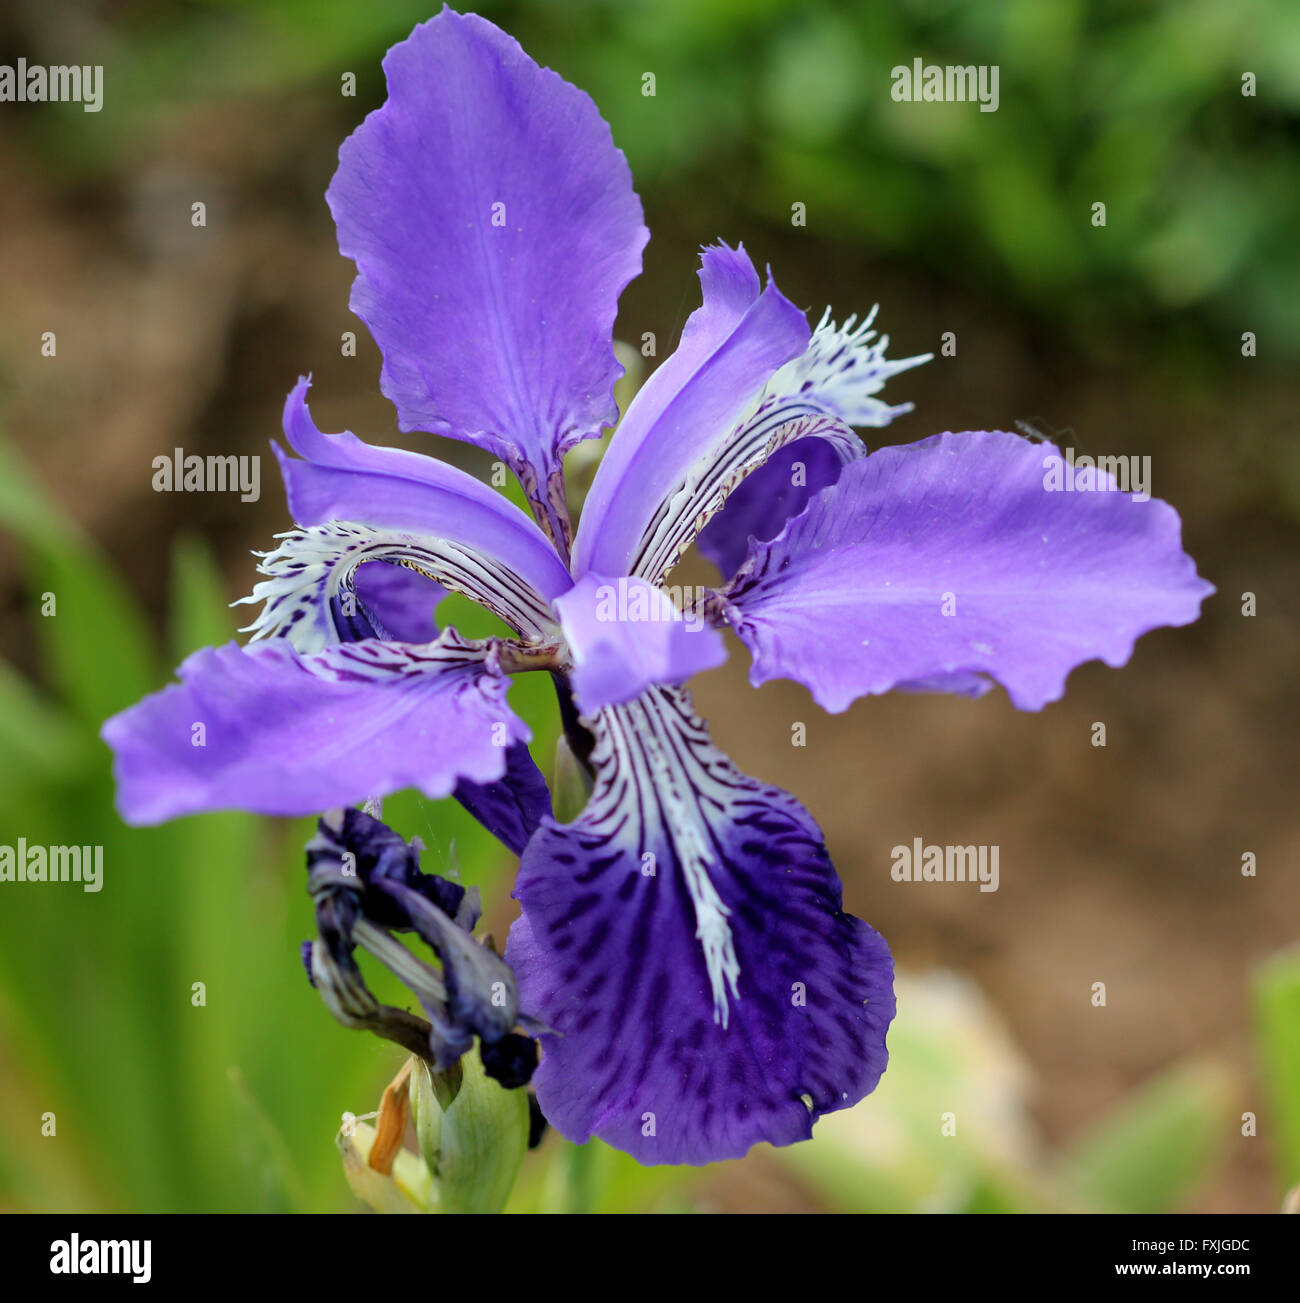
[507,687,894,1165]
[326,8,648,549]
[572,244,811,579]
[102,632,529,824]
[553,573,727,714]
[718,430,1215,712]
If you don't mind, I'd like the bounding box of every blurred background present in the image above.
[1,0,1297,1213]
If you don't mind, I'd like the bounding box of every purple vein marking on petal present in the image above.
[508,685,895,1165]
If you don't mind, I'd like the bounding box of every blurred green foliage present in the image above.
[1254,947,1300,1194]
[28,0,1300,363]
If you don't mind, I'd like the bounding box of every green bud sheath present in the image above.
[420,1051,529,1213]
[552,735,594,824]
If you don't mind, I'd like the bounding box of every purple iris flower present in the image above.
[101,8,1213,1165]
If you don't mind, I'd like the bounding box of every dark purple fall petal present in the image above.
[507,686,895,1165]
[326,8,648,544]
[453,740,554,857]
[719,430,1215,712]
[101,633,529,823]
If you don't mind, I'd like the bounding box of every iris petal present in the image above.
[326,8,648,550]
[277,378,572,632]
[572,244,811,580]
[694,437,852,581]
[102,631,530,824]
[553,573,727,714]
[629,411,862,587]
[718,430,1215,712]
[351,558,443,644]
[453,740,553,857]
[507,686,894,1165]
[234,522,454,650]
[694,306,930,580]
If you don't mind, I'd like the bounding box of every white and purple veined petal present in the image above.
[715,430,1216,712]
[234,520,556,855]
[694,307,932,580]
[692,439,852,583]
[102,631,533,825]
[571,244,812,580]
[231,518,555,854]
[626,410,863,589]
[233,523,448,651]
[507,686,895,1166]
[573,249,927,589]
[276,377,571,639]
[326,7,648,552]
